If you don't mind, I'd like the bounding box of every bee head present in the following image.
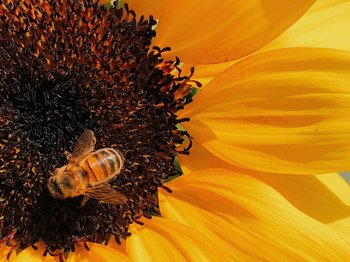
[48,175,65,199]
[48,169,81,199]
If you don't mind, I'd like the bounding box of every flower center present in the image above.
[0,0,199,255]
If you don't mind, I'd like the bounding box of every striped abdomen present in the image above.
[80,148,124,185]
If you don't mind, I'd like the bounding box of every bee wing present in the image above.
[70,130,96,162]
[80,184,127,205]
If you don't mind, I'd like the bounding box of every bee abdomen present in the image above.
[103,148,124,174]
[81,148,123,184]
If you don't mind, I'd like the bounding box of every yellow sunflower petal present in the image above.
[124,0,167,19]
[252,171,350,236]
[184,47,350,175]
[178,140,232,173]
[178,139,350,223]
[126,216,225,261]
[262,0,350,52]
[253,172,350,223]
[67,242,130,261]
[320,173,350,207]
[13,243,57,262]
[153,0,316,64]
[13,242,130,262]
[181,61,234,87]
[159,169,350,260]
[315,173,350,235]
[0,246,16,262]
[107,237,127,254]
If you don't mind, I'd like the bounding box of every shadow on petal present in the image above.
[184,47,350,175]
[180,138,350,223]
[255,172,350,223]
[160,169,350,260]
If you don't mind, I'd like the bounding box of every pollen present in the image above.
[0,0,199,256]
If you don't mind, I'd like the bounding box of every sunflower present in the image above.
[1,0,350,261]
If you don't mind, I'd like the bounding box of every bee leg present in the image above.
[64,151,72,161]
[79,196,89,207]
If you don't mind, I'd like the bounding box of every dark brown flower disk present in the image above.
[0,0,198,255]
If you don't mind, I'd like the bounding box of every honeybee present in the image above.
[48,130,126,206]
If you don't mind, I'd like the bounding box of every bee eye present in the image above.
[49,178,63,197]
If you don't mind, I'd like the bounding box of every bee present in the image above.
[48,130,126,206]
